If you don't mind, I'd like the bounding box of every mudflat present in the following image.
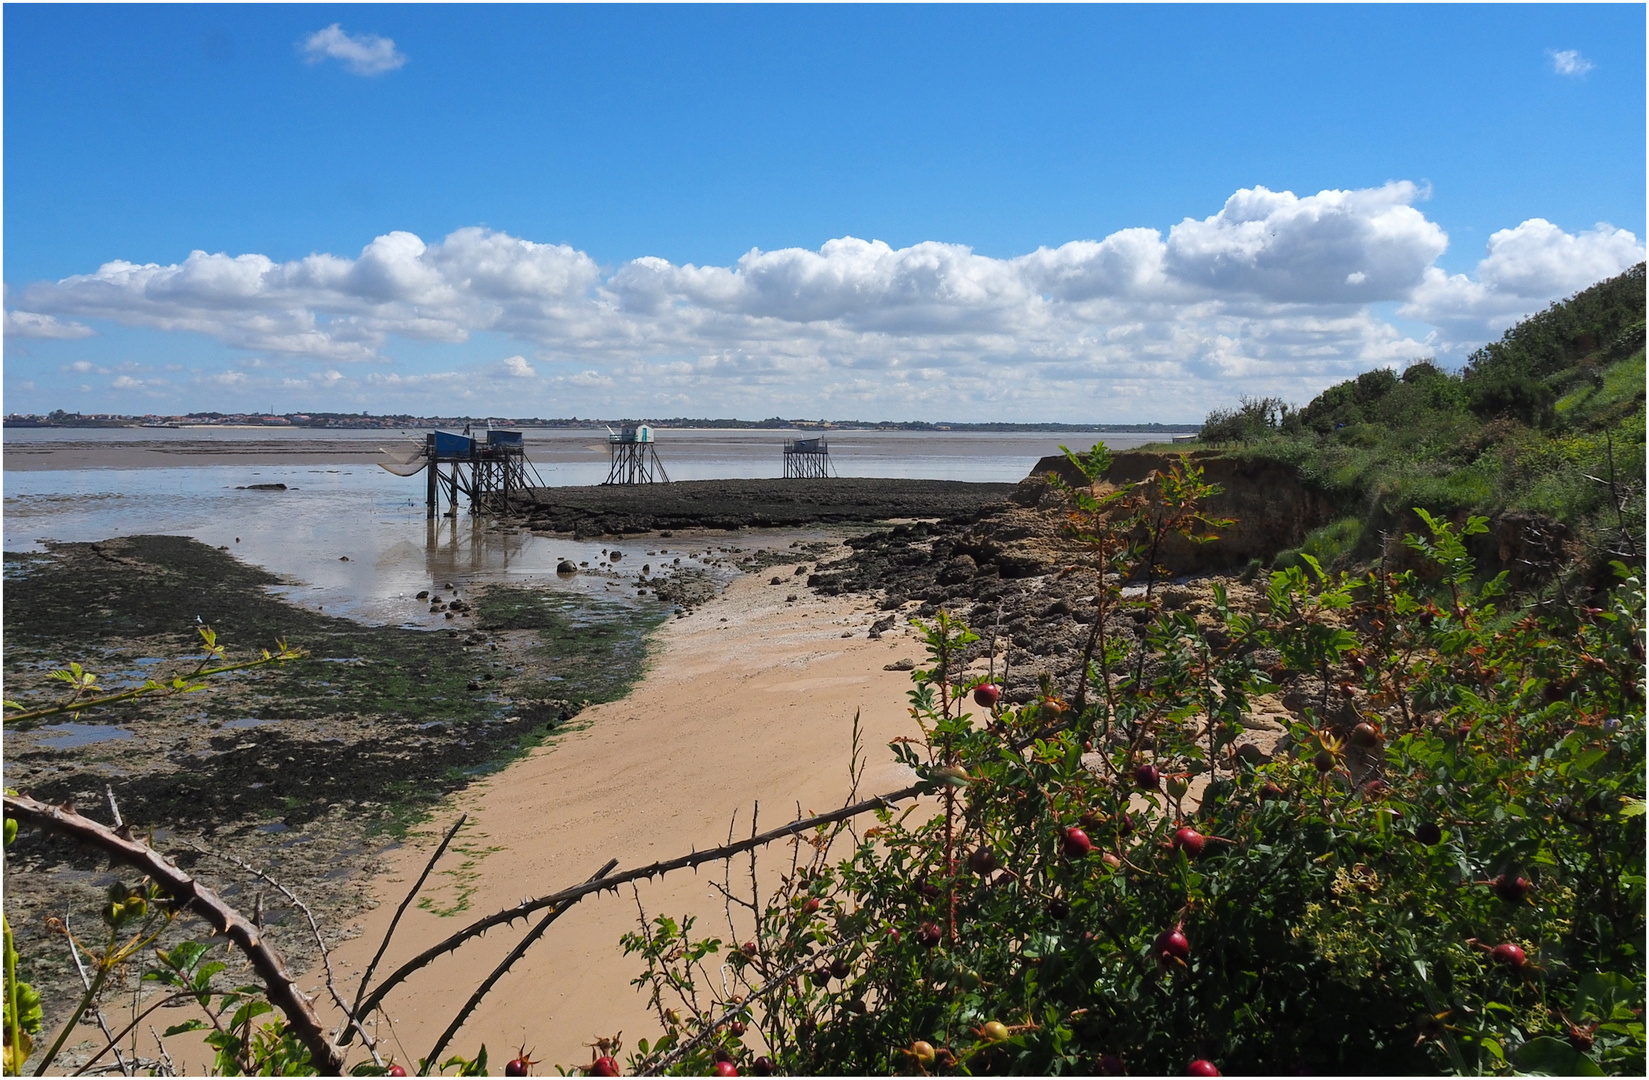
[518,477,1020,536]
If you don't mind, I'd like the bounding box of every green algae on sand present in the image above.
[2,534,670,1030]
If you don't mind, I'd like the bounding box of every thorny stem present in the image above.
[350,784,926,1027]
[34,956,112,1076]
[63,917,129,1077]
[3,794,347,1075]
[418,858,618,1073]
[190,845,384,1065]
[351,815,467,1021]
[70,996,193,1078]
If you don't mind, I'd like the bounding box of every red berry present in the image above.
[751,1058,775,1077]
[830,958,851,980]
[811,966,831,987]
[1260,781,1285,801]
[1187,1060,1221,1076]
[973,683,1002,709]
[1413,822,1442,846]
[1063,826,1093,858]
[801,897,821,916]
[918,921,943,948]
[1491,874,1531,905]
[1173,828,1207,858]
[1047,897,1070,919]
[1097,1054,1126,1075]
[387,1067,408,1078]
[590,1056,621,1077]
[506,1048,539,1076]
[713,1062,739,1077]
[742,940,759,956]
[1350,722,1380,749]
[1135,763,1161,790]
[1491,943,1527,971]
[1155,928,1190,965]
[967,846,1000,875]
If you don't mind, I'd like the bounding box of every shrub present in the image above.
[621,505,1646,1076]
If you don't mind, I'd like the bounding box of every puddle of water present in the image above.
[32,723,135,749]
[223,717,277,730]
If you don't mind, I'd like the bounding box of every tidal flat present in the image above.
[1,534,665,1032]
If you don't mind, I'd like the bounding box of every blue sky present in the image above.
[4,3,1644,422]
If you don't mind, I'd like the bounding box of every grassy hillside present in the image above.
[1197,263,1645,570]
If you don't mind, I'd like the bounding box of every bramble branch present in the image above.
[349,783,926,1027]
[1,794,347,1075]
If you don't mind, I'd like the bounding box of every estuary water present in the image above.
[2,426,1188,625]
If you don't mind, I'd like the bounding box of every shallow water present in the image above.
[2,427,1185,624]
[30,722,135,749]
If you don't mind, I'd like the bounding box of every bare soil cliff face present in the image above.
[1028,451,1337,574]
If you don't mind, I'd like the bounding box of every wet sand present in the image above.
[311,572,935,1072]
[2,436,407,471]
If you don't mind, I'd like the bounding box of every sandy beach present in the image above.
[310,569,935,1072]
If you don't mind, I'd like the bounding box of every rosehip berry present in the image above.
[1491,942,1527,972]
[1173,827,1207,858]
[1062,826,1093,858]
[1155,927,1191,965]
[1491,874,1531,905]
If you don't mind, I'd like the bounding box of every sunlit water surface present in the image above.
[3,427,1186,624]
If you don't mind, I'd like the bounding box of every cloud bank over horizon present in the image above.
[6,182,1642,422]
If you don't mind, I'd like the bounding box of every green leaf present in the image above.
[1514,1036,1604,1076]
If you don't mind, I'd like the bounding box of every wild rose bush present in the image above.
[621,491,1645,1076]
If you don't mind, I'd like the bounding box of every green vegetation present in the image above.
[619,476,1646,1077]
[1199,264,1646,570]
[475,585,663,705]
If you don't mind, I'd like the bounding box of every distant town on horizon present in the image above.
[3,409,1196,433]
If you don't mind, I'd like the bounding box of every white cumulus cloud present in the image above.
[1549,49,1594,77]
[1403,218,1644,350]
[301,24,406,76]
[500,355,537,378]
[11,183,1643,420]
[4,309,95,339]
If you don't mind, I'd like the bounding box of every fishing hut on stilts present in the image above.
[378,426,544,518]
[783,437,835,478]
[604,424,670,484]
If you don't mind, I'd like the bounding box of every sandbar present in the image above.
[311,571,934,1071]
